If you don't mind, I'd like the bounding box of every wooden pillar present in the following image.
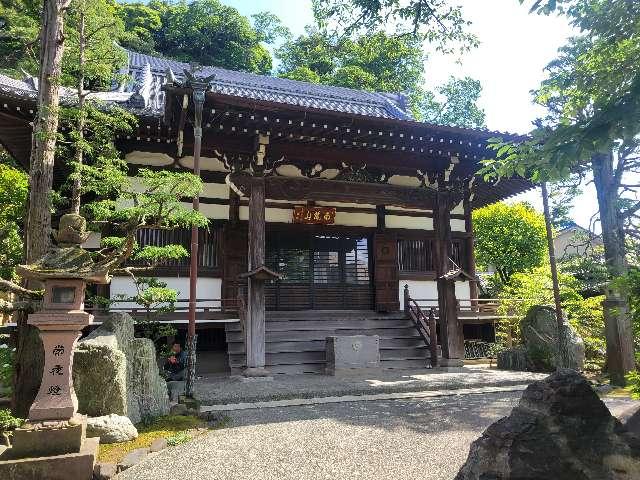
[463,184,478,304]
[245,177,268,375]
[434,189,464,366]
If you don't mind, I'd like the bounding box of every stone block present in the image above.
[167,381,185,402]
[456,370,640,480]
[149,438,167,453]
[73,313,169,424]
[93,462,117,480]
[86,414,138,444]
[0,436,98,480]
[9,417,86,458]
[118,447,149,472]
[325,335,380,375]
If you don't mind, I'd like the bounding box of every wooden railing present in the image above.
[404,296,525,321]
[403,285,439,367]
[88,297,242,323]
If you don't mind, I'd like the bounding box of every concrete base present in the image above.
[239,374,274,383]
[438,358,464,368]
[0,436,98,480]
[326,367,383,378]
[242,367,272,378]
[8,416,86,458]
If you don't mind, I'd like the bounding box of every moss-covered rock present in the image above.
[72,313,169,423]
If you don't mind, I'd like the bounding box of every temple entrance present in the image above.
[265,231,373,310]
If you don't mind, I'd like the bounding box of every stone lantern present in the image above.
[0,214,109,477]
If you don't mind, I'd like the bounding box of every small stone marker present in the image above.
[326,335,380,375]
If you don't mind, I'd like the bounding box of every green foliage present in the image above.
[277,29,424,95]
[0,0,41,77]
[627,368,640,400]
[0,0,126,87]
[251,11,291,44]
[420,76,486,129]
[312,0,477,54]
[63,0,128,90]
[498,265,606,370]
[119,0,273,74]
[0,335,14,394]
[58,103,135,202]
[117,2,163,55]
[481,1,640,184]
[473,202,548,283]
[276,27,485,125]
[0,157,28,280]
[616,268,640,352]
[0,408,24,432]
[108,277,180,355]
[166,430,191,446]
[559,246,609,296]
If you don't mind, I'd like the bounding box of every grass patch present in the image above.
[605,386,633,398]
[98,415,207,464]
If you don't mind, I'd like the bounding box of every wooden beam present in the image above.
[228,173,436,210]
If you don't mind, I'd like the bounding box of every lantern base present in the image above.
[0,436,98,480]
[7,414,86,459]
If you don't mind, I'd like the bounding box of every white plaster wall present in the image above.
[201,182,229,199]
[452,201,465,215]
[450,219,466,232]
[398,280,472,308]
[110,276,222,309]
[386,215,433,230]
[180,201,228,220]
[399,280,439,308]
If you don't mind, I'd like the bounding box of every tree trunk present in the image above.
[70,9,86,215]
[541,182,568,368]
[13,0,72,418]
[592,152,635,385]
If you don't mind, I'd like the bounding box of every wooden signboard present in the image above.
[293,206,336,225]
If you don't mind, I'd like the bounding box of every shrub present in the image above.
[0,409,24,432]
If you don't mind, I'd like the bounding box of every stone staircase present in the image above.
[224,310,432,375]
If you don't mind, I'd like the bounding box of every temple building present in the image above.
[0,50,530,375]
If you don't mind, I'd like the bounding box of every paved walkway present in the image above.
[195,366,546,405]
[116,390,639,480]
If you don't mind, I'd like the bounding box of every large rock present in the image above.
[86,414,138,444]
[499,305,585,372]
[456,369,640,480]
[73,313,169,423]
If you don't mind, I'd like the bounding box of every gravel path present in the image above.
[115,391,639,480]
[196,366,546,405]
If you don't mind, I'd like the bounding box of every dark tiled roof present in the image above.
[123,51,414,120]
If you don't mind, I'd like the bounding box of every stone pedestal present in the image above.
[326,335,380,375]
[27,313,88,422]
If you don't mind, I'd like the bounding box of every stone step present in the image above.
[225,327,423,344]
[227,337,427,354]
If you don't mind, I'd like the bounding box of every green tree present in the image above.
[116,2,162,55]
[148,0,272,74]
[473,202,548,284]
[498,265,606,371]
[421,76,486,128]
[276,27,485,124]
[312,0,477,53]
[0,0,41,77]
[481,0,640,384]
[0,156,28,280]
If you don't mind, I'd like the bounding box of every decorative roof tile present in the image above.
[123,51,414,120]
